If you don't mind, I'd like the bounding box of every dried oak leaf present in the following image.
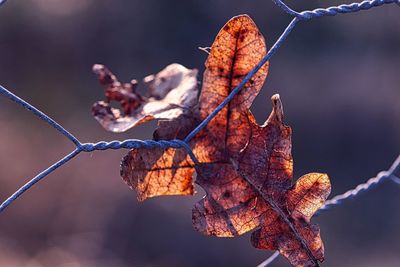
[92,63,198,132]
[118,14,331,267]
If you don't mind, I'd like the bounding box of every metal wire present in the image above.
[318,155,400,214]
[0,0,399,266]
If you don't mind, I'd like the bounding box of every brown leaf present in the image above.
[193,95,331,267]
[92,63,198,132]
[117,14,331,267]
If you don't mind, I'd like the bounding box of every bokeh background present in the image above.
[0,0,399,266]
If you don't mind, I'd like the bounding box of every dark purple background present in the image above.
[0,1,399,266]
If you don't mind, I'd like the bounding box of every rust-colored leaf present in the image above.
[115,14,331,267]
[92,63,198,132]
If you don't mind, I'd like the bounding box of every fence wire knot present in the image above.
[0,0,399,266]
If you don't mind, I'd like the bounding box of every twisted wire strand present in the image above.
[318,154,400,214]
[79,139,199,164]
[298,0,400,20]
[79,139,182,152]
[273,0,400,20]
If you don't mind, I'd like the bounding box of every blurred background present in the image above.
[0,0,399,266]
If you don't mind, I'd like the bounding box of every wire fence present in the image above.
[0,0,399,266]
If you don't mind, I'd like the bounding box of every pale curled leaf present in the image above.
[92,63,198,132]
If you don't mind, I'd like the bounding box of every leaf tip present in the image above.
[92,64,116,85]
[269,94,284,123]
[92,63,104,73]
[232,13,251,20]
